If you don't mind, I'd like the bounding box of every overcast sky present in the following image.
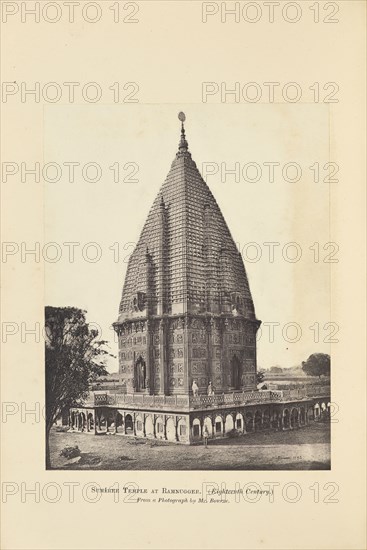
[44,104,333,371]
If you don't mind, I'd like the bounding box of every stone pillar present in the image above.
[207,317,213,388]
[222,318,229,392]
[183,316,190,394]
[232,412,236,432]
[209,415,213,438]
[93,410,97,435]
[243,415,247,434]
[275,413,280,431]
[145,320,151,394]
[159,319,167,395]
[175,417,179,442]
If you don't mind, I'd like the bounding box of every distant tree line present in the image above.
[259,353,331,380]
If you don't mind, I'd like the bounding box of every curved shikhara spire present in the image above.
[117,115,257,323]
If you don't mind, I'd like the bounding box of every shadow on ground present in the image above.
[49,422,330,471]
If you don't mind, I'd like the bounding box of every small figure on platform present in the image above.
[203,425,209,448]
[192,379,199,396]
[207,381,214,396]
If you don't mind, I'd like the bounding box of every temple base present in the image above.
[66,388,331,445]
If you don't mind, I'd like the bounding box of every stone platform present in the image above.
[68,386,331,444]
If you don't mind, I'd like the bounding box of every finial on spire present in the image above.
[177,111,189,156]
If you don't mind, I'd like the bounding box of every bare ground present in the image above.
[49,422,331,470]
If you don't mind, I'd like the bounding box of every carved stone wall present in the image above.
[116,314,259,395]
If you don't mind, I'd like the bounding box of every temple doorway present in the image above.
[231,355,241,389]
[135,356,146,391]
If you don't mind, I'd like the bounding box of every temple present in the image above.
[69,114,330,443]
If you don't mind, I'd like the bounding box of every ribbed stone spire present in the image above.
[114,115,260,395]
[116,114,258,324]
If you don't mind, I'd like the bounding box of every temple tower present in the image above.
[113,113,261,396]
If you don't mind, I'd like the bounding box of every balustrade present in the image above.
[155,396,165,407]
[91,385,330,411]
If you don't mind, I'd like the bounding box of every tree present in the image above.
[45,307,110,468]
[270,366,283,374]
[301,353,330,379]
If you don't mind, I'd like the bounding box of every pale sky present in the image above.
[44,104,333,371]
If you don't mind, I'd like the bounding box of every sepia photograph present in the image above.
[2,2,365,549]
[45,107,331,471]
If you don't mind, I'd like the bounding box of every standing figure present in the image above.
[192,379,199,396]
[207,381,213,396]
[203,425,209,448]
